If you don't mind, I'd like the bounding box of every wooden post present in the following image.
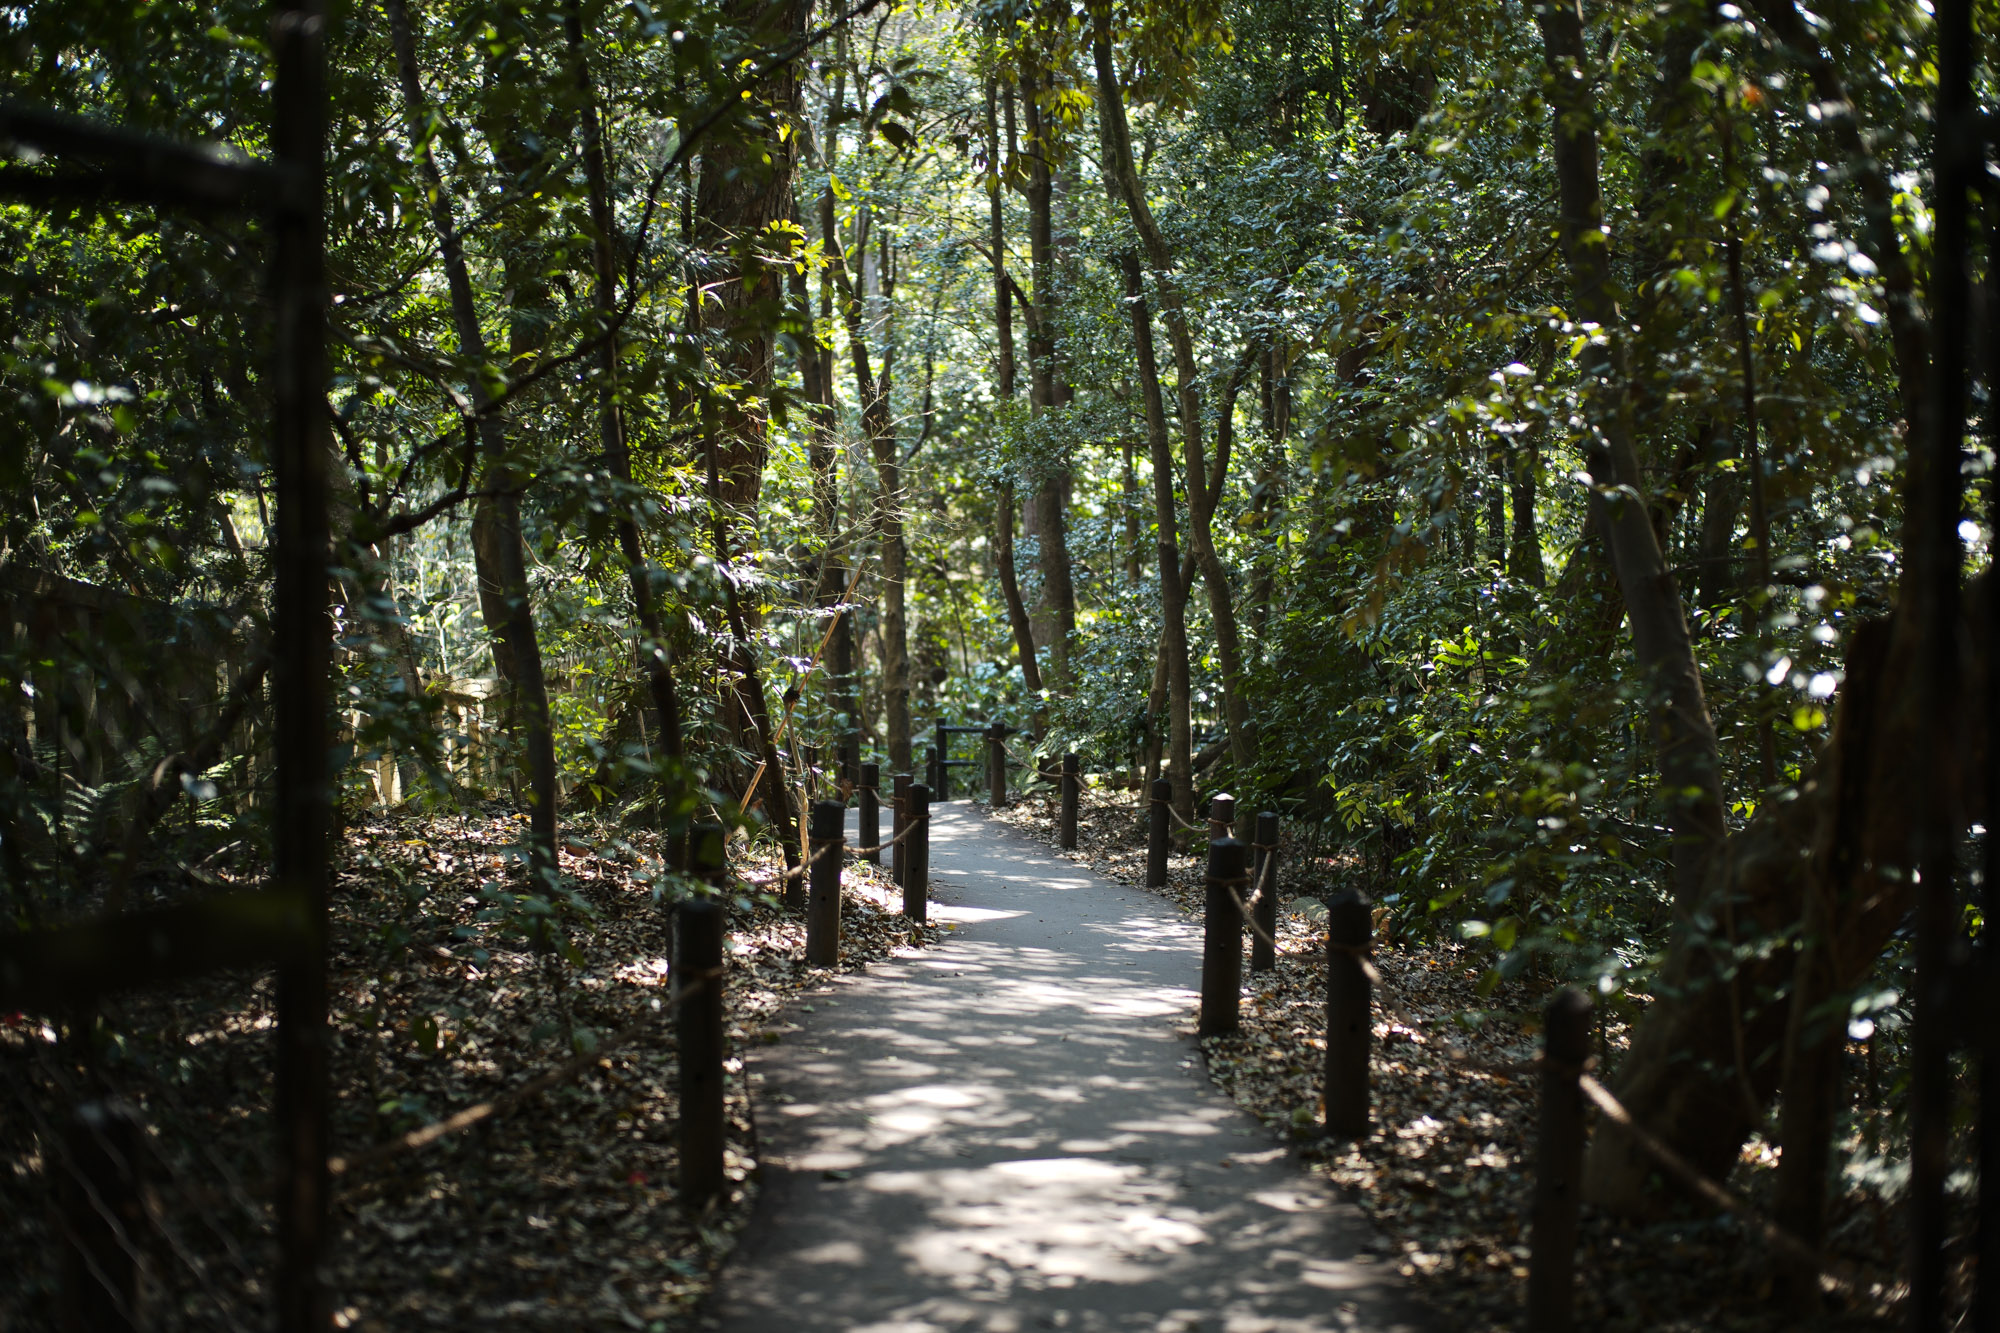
[926,743,941,798]
[1528,988,1593,1333]
[1324,887,1372,1137]
[678,826,729,1213]
[904,783,930,923]
[858,762,879,865]
[892,772,911,886]
[1251,810,1280,973]
[59,1100,152,1333]
[1059,753,1080,850]
[1199,837,1248,1038]
[986,724,1007,808]
[1206,792,1235,844]
[806,799,843,966]
[1147,776,1170,888]
[933,719,948,797]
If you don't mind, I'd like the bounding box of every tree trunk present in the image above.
[1536,0,1948,1218]
[987,76,1043,725]
[690,0,807,860]
[1094,20,1254,795]
[1534,0,1725,910]
[832,204,910,774]
[1017,58,1075,688]
[1118,251,1195,829]
[566,4,685,810]
[388,0,557,876]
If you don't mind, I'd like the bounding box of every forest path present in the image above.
[708,802,1426,1333]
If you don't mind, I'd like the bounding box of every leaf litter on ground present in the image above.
[1,800,941,1331]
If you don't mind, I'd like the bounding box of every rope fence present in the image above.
[1183,817,1868,1312]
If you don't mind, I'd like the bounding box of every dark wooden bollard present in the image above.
[1199,837,1249,1038]
[59,1100,152,1333]
[841,729,861,795]
[1059,753,1080,850]
[858,762,880,865]
[806,799,844,966]
[1325,887,1373,1137]
[1251,811,1280,973]
[1207,792,1235,843]
[934,722,952,801]
[986,725,1007,808]
[904,783,930,922]
[892,772,911,886]
[678,824,729,1213]
[1528,987,1594,1332]
[1147,777,1170,888]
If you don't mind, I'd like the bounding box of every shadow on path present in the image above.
[710,802,1426,1333]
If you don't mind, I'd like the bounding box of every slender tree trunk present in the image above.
[832,206,910,773]
[1247,343,1290,647]
[986,75,1043,723]
[1507,429,1545,588]
[1017,58,1075,687]
[1094,20,1254,789]
[1119,252,1195,828]
[995,483,1046,731]
[1191,353,1259,791]
[817,80,858,773]
[1533,0,1725,909]
[565,4,685,798]
[388,0,557,876]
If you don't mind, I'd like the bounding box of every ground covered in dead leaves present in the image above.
[2,805,938,1332]
[991,781,1906,1332]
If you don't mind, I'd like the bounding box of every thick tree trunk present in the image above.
[690,0,807,860]
[388,0,557,875]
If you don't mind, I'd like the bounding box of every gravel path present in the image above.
[710,801,1427,1333]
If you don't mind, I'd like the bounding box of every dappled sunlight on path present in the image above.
[711,803,1425,1333]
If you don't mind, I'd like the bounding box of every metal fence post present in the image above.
[892,772,911,886]
[986,725,1007,808]
[858,762,879,866]
[1147,776,1170,888]
[59,1100,152,1333]
[905,783,930,923]
[1325,887,1372,1137]
[1199,837,1248,1038]
[1251,811,1280,973]
[1528,987,1593,1332]
[806,799,843,966]
[1059,753,1080,850]
[679,826,728,1213]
